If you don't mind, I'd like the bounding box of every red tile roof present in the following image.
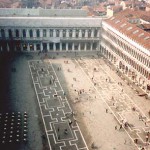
[104,9,150,51]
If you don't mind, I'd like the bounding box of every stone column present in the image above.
[72,43,74,51]
[0,29,1,38]
[46,29,49,38]
[91,29,94,38]
[5,29,9,38]
[59,30,63,38]
[33,29,36,38]
[53,29,56,37]
[85,29,88,38]
[66,29,69,38]
[78,43,81,51]
[60,43,62,51]
[26,29,29,38]
[7,43,9,51]
[66,43,68,51]
[21,44,23,51]
[40,29,43,38]
[40,42,43,51]
[97,30,99,38]
[72,29,76,38]
[84,43,87,51]
[34,43,36,51]
[47,43,50,51]
[53,43,56,51]
[27,43,30,51]
[79,29,82,38]
[90,43,93,51]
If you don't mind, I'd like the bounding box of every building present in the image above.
[100,9,150,92]
[0,8,101,52]
[0,8,150,93]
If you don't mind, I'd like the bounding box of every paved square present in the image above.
[53,122,74,141]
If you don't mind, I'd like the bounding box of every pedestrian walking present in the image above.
[119,124,123,130]
[106,109,108,113]
[57,127,59,132]
[115,125,117,130]
[134,138,138,144]
[69,120,72,126]
[146,135,149,142]
[64,129,68,134]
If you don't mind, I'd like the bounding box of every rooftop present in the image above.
[0,8,88,17]
[104,9,150,51]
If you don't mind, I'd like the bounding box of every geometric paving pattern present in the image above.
[28,60,88,150]
[76,57,150,150]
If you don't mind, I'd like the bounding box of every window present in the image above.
[23,29,26,38]
[29,29,33,38]
[63,30,66,37]
[1,29,5,37]
[16,29,19,38]
[127,27,132,31]
[8,29,12,38]
[43,29,46,37]
[69,30,72,37]
[36,29,40,37]
[56,30,59,37]
[50,29,53,37]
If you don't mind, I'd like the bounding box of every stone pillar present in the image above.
[97,30,99,38]
[53,29,56,37]
[33,29,36,38]
[66,29,69,38]
[78,43,81,51]
[66,43,68,51]
[85,29,88,38]
[60,30,63,38]
[91,29,94,38]
[46,29,49,37]
[26,29,29,38]
[40,43,43,51]
[90,43,93,51]
[21,44,23,51]
[7,43,9,52]
[53,43,56,51]
[79,29,82,38]
[84,43,87,51]
[60,43,62,51]
[5,29,9,38]
[27,43,30,51]
[72,29,76,38]
[47,43,50,51]
[72,43,74,51]
[34,43,36,51]
[40,29,43,38]
[0,29,1,38]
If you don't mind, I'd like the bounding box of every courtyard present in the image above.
[0,51,150,150]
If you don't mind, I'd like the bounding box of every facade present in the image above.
[0,8,150,93]
[0,8,101,52]
[100,15,150,92]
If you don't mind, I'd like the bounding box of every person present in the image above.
[64,129,68,134]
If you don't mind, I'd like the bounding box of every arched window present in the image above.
[8,29,12,38]
[1,29,5,37]
[23,29,26,38]
[43,29,46,37]
[29,29,33,38]
[50,29,53,37]
[16,29,19,38]
[56,30,59,37]
[69,30,72,37]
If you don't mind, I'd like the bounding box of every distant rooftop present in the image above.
[0,8,88,17]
